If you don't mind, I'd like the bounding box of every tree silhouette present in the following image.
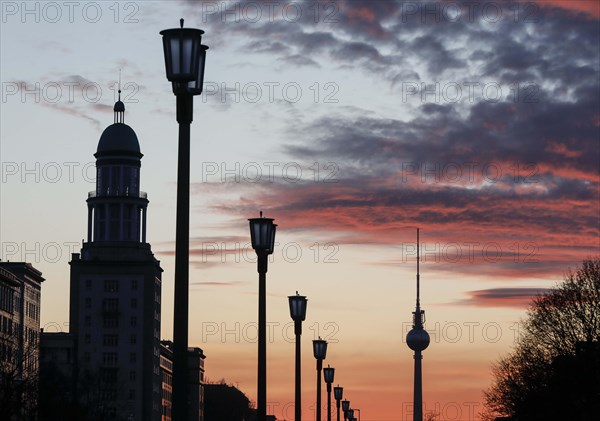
[204,379,253,421]
[0,337,39,420]
[482,259,600,421]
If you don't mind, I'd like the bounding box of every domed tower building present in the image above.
[406,229,430,421]
[69,95,163,421]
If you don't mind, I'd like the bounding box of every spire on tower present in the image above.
[114,69,125,123]
[416,227,420,308]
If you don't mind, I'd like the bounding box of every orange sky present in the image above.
[2,1,598,419]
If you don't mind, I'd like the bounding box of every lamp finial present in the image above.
[180,18,184,28]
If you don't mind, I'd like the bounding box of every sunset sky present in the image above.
[1,1,599,419]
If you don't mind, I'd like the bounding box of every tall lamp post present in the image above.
[341,400,350,421]
[289,292,308,421]
[333,385,343,421]
[249,212,277,421]
[160,18,208,421]
[323,365,335,421]
[313,338,328,421]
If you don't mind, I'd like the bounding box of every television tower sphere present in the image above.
[406,327,430,351]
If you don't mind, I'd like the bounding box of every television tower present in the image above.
[406,228,430,421]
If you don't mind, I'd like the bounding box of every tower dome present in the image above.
[96,123,141,156]
[95,93,142,157]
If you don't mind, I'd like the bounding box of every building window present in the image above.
[130,334,136,345]
[103,352,118,366]
[85,297,91,309]
[85,279,92,290]
[103,315,119,329]
[129,389,135,400]
[131,279,138,290]
[131,298,137,309]
[129,370,136,381]
[84,316,91,327]
[102,298,119,312]
[104,280,118,293]
[84,334,90,344]
[103,334,118,346]
[130,316,136,327]
[84,352,90,362]
[130,352,136,363]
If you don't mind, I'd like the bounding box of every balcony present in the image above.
[88,190,147,199]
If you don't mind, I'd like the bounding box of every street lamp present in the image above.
[333,385,343,421]
[289,292,308,421]
[249,212,277,421]
[160,18,208,421]
[323,365,335,421]
[341,400,350,421]
[313,338,328,421]
[347,409,354,420]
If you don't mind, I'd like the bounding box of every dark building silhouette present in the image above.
[160,340,206,421]
[0,262,44,381]
[0,262,44,419]
[187,346,207,421]
[36,96,206,421]
[39,331,77,419]
[69,97,163,420]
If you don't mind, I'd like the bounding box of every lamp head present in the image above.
[160,19,208,96]
[313,338,328,360]
[248,211,277,254]
[334,385,343,401]
[288,291,307,322]
[323,365,335,384]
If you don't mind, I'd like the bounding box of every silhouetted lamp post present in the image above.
[289,292,308,421]
[313,338,328,421]
[347,409,354,421]
[342,400,350,421]
[323,365,335,421]
[333,385,343,421]
[160,18,208,421]
[249,212,277,421]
